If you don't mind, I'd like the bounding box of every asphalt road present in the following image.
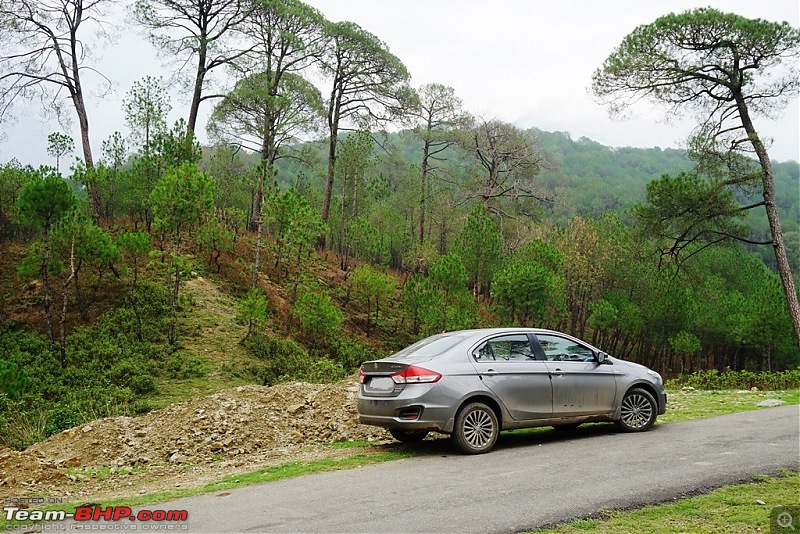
[63,405,800,533]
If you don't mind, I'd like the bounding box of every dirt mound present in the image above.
[29,381,385,469]
[0,447,68,489]
[3,380,392,501]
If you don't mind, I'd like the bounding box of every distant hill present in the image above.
[529,128,694,222]
[526,128,798,267]
[273,127,797,232]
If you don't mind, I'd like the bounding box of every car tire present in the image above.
[452,402,499,454]
[389,429,429,443]
[615,387,657,432]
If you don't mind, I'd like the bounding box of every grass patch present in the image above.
[146,355,254,410]
[0,451,413,530]
[142,275,267,410]
[534,470,800,533]
[660,389,799,424]
[204,452,412,489]
[326,439,374,449]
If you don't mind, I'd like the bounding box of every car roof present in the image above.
[443,327,564,337]
[441,328,603,353]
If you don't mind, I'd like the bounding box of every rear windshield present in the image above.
[390,333,468,360]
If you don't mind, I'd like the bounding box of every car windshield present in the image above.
[389,333,469,360]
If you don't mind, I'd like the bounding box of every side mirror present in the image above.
[597,352,610,364]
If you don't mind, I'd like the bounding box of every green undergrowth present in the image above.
[666,369,800,391]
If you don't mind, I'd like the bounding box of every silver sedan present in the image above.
[357,328,667,454]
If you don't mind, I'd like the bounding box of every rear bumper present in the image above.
[357,383,459,433]
[357,411,454,433]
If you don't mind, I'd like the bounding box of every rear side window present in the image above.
[390,334,467,360]
[473,334,534,361]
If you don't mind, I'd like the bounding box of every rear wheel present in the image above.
[452,402,499,454]
[615,388,657,432]
[389,429,429,443]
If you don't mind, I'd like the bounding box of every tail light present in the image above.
[358,369,367,384]
[390,365,441,384]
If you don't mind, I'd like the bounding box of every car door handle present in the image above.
[550,368,564,377]
[481,369,499,376]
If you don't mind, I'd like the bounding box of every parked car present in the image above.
[357,328,667,454]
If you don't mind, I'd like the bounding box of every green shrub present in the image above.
[236,288,269,342]
[0,359,30,397]
[667,369,800,390]
[167,354,209,379]
[293,291,344,340]
[0,297,170,448]
[327,337,384,371]
[244,334,349,384]
[289,357,347,383]
[134,281,172,323]
[0,402,48,450]
[132,400,155,415]
[185,357,209,378]
[126,374,159,395]
[246,335,305,362]
[44,404,80,436]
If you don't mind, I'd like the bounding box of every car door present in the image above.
[535,333,617,417]
[469,333,552,421]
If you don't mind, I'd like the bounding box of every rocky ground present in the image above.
[0,380,394,504]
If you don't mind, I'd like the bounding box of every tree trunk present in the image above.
[250,182,264,232]
[321,90,342,249]
[322,127,338,226]
[74,97,94,171]
[420,138,431,245]
[251,113,276,231]
[168,226,182,345]
[42,230,54,342]
[735,94,800,349]
[187,43,207,134]
[73,82,101,218]
[59,237,76,368]
[252,208,263,288]
[129,290,143,343]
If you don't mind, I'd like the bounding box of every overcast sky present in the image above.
[1,0,798,168]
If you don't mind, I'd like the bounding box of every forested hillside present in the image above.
[1,126,797,448]
[0,1,798,451]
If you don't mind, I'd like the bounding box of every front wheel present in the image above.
[452,402,499,454]
[389,429,429,443]
[615,388,657,432]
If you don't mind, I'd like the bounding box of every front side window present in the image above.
[536,334,595,362]
[472,334,534,361]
